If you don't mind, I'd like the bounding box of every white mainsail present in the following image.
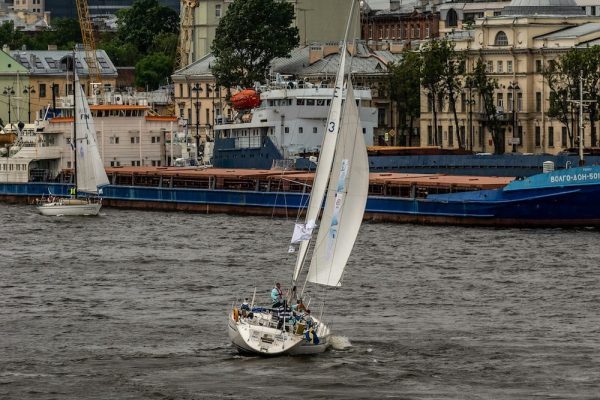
[291,29,351,283]
[306,81,368,286]
[74,73,109,194]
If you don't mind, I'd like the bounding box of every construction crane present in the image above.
[177,0,199,69]
[75,0,101,89]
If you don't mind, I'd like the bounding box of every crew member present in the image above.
[271,282,283,308]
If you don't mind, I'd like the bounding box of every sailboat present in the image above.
[227,0,368,356]
[36,69,109,216]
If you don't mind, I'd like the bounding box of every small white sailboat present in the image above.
[37,69,109,216]
[228,0,368,356]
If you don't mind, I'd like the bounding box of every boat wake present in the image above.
[329,335,352,351]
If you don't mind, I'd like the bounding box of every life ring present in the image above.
[232,308,239,322]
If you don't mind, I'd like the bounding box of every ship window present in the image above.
[284,127,289,133]
[306,99,315,106]
[316,99,324,106]
[313,127,318,134]
[327,99,331,106]
[299,127,303,134]
[297,99,305,105]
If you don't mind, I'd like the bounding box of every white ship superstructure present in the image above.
[214,79,376,161]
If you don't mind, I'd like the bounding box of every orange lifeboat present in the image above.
[230,89,260,110]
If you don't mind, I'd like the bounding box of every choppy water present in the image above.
[1,204,599,399]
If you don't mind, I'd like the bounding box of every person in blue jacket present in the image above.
[271,282,283,308]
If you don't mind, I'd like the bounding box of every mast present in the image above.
[73,52,78,198]
[291,0,357,285]
[579,70,584,166]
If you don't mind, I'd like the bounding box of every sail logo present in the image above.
[550,172,600,184]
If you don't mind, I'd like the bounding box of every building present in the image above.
[418,0,600,154]
[43,0,179,18]
[0,49,30,127]
[0,47,118,124]
[189,0,361,62]
[360,0,440,47]
[13,0,46,13]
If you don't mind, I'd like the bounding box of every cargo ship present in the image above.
[209,77,600,176]
[2,164,600,227]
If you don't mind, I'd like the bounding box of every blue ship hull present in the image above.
[3,166,600,227]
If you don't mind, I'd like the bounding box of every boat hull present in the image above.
[37,201,101,216]
[228,311,329,356]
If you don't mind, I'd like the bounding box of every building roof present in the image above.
[7,49,117,77]
[173,42,402,82]
[503,0,585,16]
[172,53,215,79]
[535,23,600,40]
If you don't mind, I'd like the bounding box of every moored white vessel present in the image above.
[36,69,109,216]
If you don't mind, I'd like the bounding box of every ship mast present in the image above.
[73,53,78,199]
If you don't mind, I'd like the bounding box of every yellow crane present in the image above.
[75,0,101,87]
[177,0,199,69]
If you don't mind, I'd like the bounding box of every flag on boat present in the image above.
[291,220,316,243]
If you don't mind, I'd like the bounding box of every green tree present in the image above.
[0,21,26,50]
[544,46,600,148]
[439,39,466,149]
[99,36,141,66]
[116,0,179,53]
[135,53,174,90]
[470,59,506,154]
[388,50,421,146]
[420,40,446,146]
[211,0,299,89]
[149,32,178,60]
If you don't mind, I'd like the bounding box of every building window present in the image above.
[313,127,318,134]
[446,9,458,27]
[486,60,493,73]
[535,92,542,112]
[517,92,523,112]
[299,127,303,134]
[535,59,543,73]
[548,126,554,147]
[494,31,508,46]
[497,61,503,73]
[507,92,513,112]
[562,127,568,147]
[39,83,46,98]
[535,126,541,147]
[284,127,289,133]
[507,60,513,73]
[497,93,504,109]
[518,126,523,146]
[130,137,139,144]
[378,108,386,127]
[428,126,433,145]
[448,125,453,146]
[215,4,221,17]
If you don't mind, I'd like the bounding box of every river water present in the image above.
[1,204,599,399]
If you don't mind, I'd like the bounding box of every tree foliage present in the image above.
[211,0,299,89]
[420,40,447,146]
[544,46,600,148]
[388,50,421,146]
[469,59,506,154]
[134,53,174,90]
[116,0,179,54]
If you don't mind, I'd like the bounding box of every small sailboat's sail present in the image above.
[291,28,350,284]
[74,73,109,194]
[306,81,369,287]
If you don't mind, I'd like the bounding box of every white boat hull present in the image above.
[228,310,329,356]
[37,201,102,216]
